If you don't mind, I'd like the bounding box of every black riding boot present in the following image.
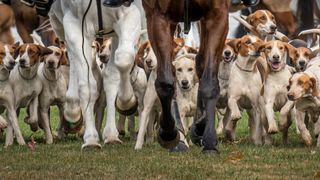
[103,0,133,7]
[242,0,259,6]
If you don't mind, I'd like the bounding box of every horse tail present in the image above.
[297,0,314,31]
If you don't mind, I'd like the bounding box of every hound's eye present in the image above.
[108,45,112,51]
[28,49,35,55]
[279,46,284,50]
[101,45,106,51]
[177,68,182,72]
[54,51,61,56]
[245,40,251,45]
[286,85,290,91]
[188,68,193,72]
[260,16,266,20]
[267,46,272,50]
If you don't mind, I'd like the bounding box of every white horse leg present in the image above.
[113,6,141,114]
[63,13,100,148]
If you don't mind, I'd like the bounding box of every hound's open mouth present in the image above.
[271,61,281,70]
[223,56,232,62]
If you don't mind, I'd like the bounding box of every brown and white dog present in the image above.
[216,39,237,135]
[289,47,314,72]
[226,35,265,145]
[287,58,320,147]
[234,10,288,42]
[135,41,161,150]
[37,46,69,144]
[0,42,25,146]
[6,43,52,146]
[259,40,296,144]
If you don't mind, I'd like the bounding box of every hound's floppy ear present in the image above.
[227,38,241,53]
[246,14,254,25]
[136,42,149,60]
[59,51,68,65]
[12,41,20,50]
[258,43,266,53]
[92,41,101,53]
[14,45,22,59]
[284,42,297,60]
[310,77,319,97]
[172,60,177,67]
[37,45,53,56]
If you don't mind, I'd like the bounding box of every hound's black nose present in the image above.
[273,54,280,60]
[224,50,231,57]
[19,59,26,65]
[181,80,189,86]
[299,61,306,66]
[270,25,277,32]
[242,0,260,6]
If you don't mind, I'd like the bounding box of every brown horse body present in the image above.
[0,3,14,44]
[143,0,229,152]
[10,0,56,46]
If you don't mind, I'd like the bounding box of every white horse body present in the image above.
[49,0,142,148]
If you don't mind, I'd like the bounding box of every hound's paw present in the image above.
[301,133,312,146]
[82,133,101,150]
[268,123,279,134]
[216,126,223,135]
[17,137,26,146]
[0,119,8,129]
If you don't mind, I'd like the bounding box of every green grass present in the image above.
[0,108,320,179]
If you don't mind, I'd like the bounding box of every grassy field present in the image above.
[0,108,319,179]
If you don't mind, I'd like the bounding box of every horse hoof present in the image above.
[82,141,102,150]
[202,149,220,155]
[104,137,123,144]
[65,116,84,134]
[119,130,126,137]
[115,95,138,116]
[190,124,203,146]
[157,128,180,149]
[169,141,188,152]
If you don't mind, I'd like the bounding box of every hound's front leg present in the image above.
[228,96,241,121]
[26,96,39,132]
[279,100,295,144]
[264,94,278,134]
[6,103,25,145]
[39,106,53,144]
[135,83,158,150]
[296,110,312,146]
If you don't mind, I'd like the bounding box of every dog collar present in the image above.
[18,67,38,81]
[0,68,9,82]
[42,68,60,82]
[235,62,255,72]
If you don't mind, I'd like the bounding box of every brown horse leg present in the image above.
[15,21,34,43]
[192,3,229,153]
[146,12,180,149]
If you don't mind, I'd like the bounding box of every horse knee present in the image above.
[199,79,220,99]
[155,78,175,100]
[114,50,134,72]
